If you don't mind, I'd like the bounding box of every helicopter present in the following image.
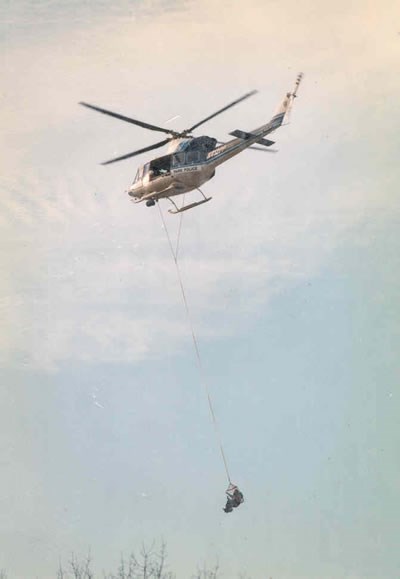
[80,73,303,214]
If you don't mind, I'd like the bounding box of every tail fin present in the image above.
[274,72,304,121]
[291,72,303,98]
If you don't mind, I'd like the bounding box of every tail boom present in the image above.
[206,73,303,167]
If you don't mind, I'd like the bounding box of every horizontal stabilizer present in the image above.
[229,129,275,147]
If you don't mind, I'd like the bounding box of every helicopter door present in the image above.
[149,155,172,180]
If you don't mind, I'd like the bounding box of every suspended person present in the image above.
[223,484,244,513]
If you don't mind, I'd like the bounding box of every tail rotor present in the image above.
[286,72,304,123]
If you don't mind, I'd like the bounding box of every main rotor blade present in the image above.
[101,138,172,165]
[186,90,258,133]
[79,102,173,135]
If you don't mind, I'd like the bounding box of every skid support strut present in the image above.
[168,188,212,214]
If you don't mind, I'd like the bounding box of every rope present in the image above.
[174,193,185,260]
[157,201,232,484]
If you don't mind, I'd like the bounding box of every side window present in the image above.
[173,153,186,166]
[186,150,200,164]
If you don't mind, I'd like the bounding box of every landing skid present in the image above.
[167,188,212,214]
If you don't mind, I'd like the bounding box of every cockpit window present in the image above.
[173,150,206,167]
[133,165,145,183]
[172,153,186,166]
[186,150,201,164]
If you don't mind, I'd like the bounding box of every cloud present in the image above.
[1,0,399,370]
[1,165,388,371]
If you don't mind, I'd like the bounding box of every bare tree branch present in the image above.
[193,561,220,579]
[68,550,94,579]
[53,540,248,579]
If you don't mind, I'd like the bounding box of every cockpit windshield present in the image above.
[133,164,149,184]
[133,165,143,184]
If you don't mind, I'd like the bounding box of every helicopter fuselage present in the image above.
[127,110,286,207]
[128,163,215,201]
[127,136,218,202]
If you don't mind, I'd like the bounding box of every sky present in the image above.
[1,0,400,577]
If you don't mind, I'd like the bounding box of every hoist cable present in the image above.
[157,201,232,484]
[174,193,185,260]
